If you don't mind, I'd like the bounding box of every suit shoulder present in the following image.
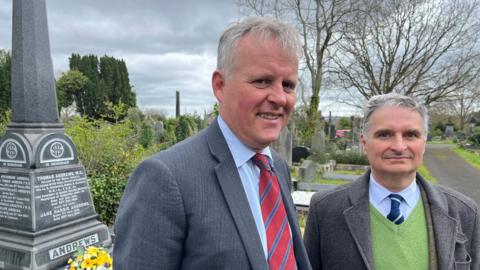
[310,183,352,208]
[434,185,479,214]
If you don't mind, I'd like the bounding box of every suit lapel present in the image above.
[273,155,310,270]
[343,173,374,270]
[417,176,457,270]
[207,120,268,270]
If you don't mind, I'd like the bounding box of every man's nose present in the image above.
[267,82,288,106]
[390,135,407,152]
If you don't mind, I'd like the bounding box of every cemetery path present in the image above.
[423,144,480,205]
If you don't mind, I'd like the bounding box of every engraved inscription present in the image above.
[49,142,64,159]
[48,234,99,260]
[34,169,93,228]
[0,173,31,223]
[5,142,18,159]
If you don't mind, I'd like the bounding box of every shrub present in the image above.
[332,150,369,165]
[88,175,127,226]
[64,115,167,224]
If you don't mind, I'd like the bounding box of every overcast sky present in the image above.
[0,0,358,117]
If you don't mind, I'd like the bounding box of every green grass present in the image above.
[427,139,454,144]
[334,169,365,175]
[451,146,480,170]
[418,163,438,184]
[315,177,350,185]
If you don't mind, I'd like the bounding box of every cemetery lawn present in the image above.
[334,169,365,175]
[451,146,480,170]
[315,178,350,185]
[418,163,438,184]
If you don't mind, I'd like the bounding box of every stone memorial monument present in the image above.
[271,127,292,166]
[0,1,111,269]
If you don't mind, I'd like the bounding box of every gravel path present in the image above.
[423,144,480,205]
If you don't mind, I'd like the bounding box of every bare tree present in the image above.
[238,0,356,142]
[434,81,480,131]
[332,0,480,106]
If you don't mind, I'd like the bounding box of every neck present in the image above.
[372,170,416,192]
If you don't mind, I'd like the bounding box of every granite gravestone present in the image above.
[271,127,292,166]
[0,1,111,269]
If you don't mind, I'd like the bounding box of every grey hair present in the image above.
[361,93,429,138]
[217,17,302,77]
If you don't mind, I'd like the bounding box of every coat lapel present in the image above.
[417,175,457,270]
[273,155,311,270]
[343,173,374,270]
[206,120,268,270]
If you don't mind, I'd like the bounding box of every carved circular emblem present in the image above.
[5,142,18,159]
[50,142,64,159]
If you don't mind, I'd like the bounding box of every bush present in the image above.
[64,115,167,224]
[0,109,11,137]
[88,175,127,226]
[332,150,369,165]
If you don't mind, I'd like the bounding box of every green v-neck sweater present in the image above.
[370,199,429,270]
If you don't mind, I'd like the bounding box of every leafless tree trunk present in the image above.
[238,0,356,142]
[332,0,480,106]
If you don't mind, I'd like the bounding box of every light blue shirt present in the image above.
[369,173,421,220]
[217,116,270,258]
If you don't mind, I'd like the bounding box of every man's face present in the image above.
[361,106,426,184]
[212,34,298,151]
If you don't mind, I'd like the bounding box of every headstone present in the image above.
[292,146,310,163]
[445,124,454,137]
[154,121,164,141]
[297,160,317,182]
[0,1,111,269]
[329,125,336,140]
[311,130,326,154]
[271,127,292,166]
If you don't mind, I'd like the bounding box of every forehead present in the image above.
[368,106,424,131]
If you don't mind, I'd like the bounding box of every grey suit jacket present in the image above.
[304,171,479,270]
[113,119,311,270]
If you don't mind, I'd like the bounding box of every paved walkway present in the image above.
[423,144,480,205]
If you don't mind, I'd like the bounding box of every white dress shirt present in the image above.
[369,173,421,220]
[217,116,270,258]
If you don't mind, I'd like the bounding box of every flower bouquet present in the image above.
[65,245,113,270]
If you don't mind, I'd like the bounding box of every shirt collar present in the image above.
[369,173,419,207]
[217,116,272,168]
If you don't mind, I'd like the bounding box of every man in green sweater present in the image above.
[304,93,479,270]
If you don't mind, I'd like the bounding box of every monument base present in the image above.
[0,217,111,270]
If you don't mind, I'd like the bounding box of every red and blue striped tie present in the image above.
[252,153,296,270]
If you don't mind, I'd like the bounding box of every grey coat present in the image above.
[304,171,479,270]
[113,119,311,270]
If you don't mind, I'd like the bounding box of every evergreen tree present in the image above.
[64,53,136,120]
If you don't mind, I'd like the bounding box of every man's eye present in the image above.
[282,81,296,93]
[252,79,270,88]
[375,132,391,138]
[405,131,421,139]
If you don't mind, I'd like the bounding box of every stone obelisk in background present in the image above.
[0,1,111,269]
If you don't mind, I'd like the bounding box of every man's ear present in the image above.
[360,134,367,153]
[212,70,225,103]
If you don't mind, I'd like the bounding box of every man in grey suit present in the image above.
[304,93,479,270]
[113,17,311,270]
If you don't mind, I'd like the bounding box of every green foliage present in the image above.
[338,117,350,129]
[0,109,11,137]
[88,175,127,225]
[64,116,149,225]
[430,127,444,137]
[331,150,369,165]
[0,50,11,116]
[56,70,90,111]
[65,53,136,119]
[138,122,154,148]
